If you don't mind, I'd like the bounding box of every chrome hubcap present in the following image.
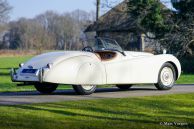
[82,85,95,91]
[160,67,174,87]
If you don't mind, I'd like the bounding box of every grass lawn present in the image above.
[0,56,193,129]
[0,93,193,129]
[176,74,194,84]
[0,56,35,92]
[0,56,73,92]
[0,56,193,92]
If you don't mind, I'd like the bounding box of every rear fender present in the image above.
[76,62,106,85]
[43,56,106,85]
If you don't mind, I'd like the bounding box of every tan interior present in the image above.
[94,51,117,61]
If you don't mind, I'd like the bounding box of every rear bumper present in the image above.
[10,68,43,83]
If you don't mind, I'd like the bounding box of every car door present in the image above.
[104,52,158,84]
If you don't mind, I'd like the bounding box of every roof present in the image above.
[85,0,135,32]
[85,0,168,33]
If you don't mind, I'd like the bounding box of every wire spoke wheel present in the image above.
[160,67,174,87]
[82,85,95,91]
[155,63,176,90]
[73,85,96,95]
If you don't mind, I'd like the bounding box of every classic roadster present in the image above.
[11,37,181,95]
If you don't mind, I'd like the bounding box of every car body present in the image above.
[11,37,181,95]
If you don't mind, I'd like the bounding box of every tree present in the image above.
[170,0,194,56]
[35,11,80,50]
[126,0,194,57]
[9,18,55,51]
[172,0,194,15]
[6,10,95,50]
[127,0,171,39]
[0,0,12,23]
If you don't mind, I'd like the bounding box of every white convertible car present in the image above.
[11,37,181,95]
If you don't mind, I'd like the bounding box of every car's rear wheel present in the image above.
[155,63,176,90]
[116,85,132,90]
[72,85,96,95]
[34,83,58,94]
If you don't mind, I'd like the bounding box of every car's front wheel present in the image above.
[116,85,132,90]
[34,83,58,94]
[155,63,176,90]
[72,85,96,95]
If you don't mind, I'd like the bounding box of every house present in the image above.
[85,0,161,51]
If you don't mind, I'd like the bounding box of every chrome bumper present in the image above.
[10,68,43,83]
[10,68,17,82]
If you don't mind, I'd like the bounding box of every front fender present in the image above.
[155,54,181,79]
[144,54,181,82]
[155,54,181,80]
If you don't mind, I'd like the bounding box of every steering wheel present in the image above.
[82,46,94,52]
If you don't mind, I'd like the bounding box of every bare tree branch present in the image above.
[0,0,12,23]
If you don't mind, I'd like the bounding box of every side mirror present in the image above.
[163,49,167,54]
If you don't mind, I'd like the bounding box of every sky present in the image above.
[8,0,172,21]
[8,0,96,21]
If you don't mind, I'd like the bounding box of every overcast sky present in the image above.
[8,0,173,21]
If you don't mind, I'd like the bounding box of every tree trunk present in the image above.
[96,0,100,21]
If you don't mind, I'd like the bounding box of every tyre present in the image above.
[72,85,96,95]
[34,83,58,94]
[116,85,132,90]
[155,63,176,90]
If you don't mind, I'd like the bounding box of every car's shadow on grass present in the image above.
[0,87,157,97]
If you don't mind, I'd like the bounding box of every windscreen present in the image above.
[83,37,123,53]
